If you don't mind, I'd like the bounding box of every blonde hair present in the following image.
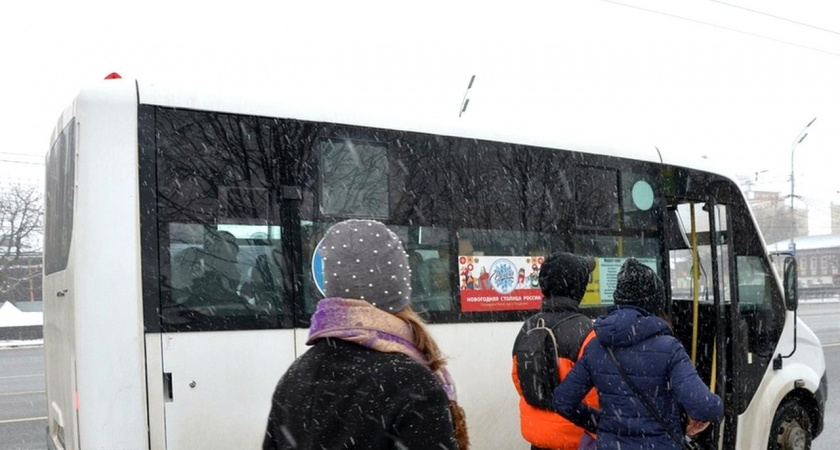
[394,307,447,372]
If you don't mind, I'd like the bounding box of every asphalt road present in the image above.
[798,301,840,450]
[1,302,838,450]
[0,346,45,450]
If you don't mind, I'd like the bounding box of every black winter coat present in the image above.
[263,338,458,450]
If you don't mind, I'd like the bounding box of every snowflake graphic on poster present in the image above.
[490,259,517,294]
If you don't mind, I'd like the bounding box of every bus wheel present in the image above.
[769,399,811,450]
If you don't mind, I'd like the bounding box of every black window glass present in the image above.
[576,166,619,229]
[154,109,292,330]
[143,108,673,327]
[320,138,389,218]
[389,134,452,225]
[449,141,575,233]
[45,119,75,275]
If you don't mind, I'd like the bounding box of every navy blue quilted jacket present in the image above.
[553,306,723,450]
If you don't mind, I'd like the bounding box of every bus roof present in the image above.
[77,79,738,183]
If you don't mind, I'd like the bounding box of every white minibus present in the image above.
[44,77,825,449]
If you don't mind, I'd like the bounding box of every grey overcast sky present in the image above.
[2,0,839,233]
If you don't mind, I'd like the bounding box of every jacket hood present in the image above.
[594,306,671,348]
[539,252,595,300]
[540,295,580,313]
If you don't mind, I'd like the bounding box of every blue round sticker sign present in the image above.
[312,238,326,296]
[631,180,655,211]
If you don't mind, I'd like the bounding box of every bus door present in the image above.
[667,200,730,448]
[712,197,793,449]
[727,201,787,447]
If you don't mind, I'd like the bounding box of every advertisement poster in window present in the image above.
[581,257,658,305]
[458,255,544,312]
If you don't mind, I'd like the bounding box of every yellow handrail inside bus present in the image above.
[690,203,700,365]
[711,337,717,392]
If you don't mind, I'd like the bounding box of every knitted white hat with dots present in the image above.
[319,219,412,312]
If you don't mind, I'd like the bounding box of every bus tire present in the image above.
[768,399,812,450]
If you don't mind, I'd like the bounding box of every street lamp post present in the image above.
[790,117,817,250]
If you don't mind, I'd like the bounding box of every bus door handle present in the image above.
[56,289,68,297]
[164,372,173,402]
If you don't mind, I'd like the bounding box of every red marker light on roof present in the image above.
[105,72,122,80]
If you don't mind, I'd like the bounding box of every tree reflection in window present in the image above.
[320,138,388,218]
[575,166,619,229]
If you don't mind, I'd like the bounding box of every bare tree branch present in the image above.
[0,183,43,299]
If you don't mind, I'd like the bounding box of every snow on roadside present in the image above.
[0,301,43,327]
[0,338,43,349]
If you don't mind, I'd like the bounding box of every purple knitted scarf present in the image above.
[308,297,458,402]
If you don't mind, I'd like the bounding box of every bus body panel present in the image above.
[736,312,825,449]
[292,322,526,448]
[43,268,76,449]
[145,334,166,450]
[157,329,296,449]
[428,322,525,447]
[70,81,149,449]
[44,101,80,450]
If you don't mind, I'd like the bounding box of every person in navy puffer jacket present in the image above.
[552,258,723,450]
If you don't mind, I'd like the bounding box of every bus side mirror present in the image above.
[783,256,798,311]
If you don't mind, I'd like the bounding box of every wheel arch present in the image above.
[780,388,823,438]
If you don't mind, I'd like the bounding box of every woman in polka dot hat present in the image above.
[263,219,469,450]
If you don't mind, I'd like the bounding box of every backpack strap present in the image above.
[529,312,584,346]
[526,317,561,364]
[533,312,586,380]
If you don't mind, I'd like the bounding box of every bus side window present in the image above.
[402,226,452,312]
[244,235,286,314]
[736,256,772,311]
[736,255,777,357]
[667,204,714,303]
[407,251,433,299]
[173,230,243,308]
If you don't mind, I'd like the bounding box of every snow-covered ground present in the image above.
[0,301,43,326]
[0,301,44,348]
